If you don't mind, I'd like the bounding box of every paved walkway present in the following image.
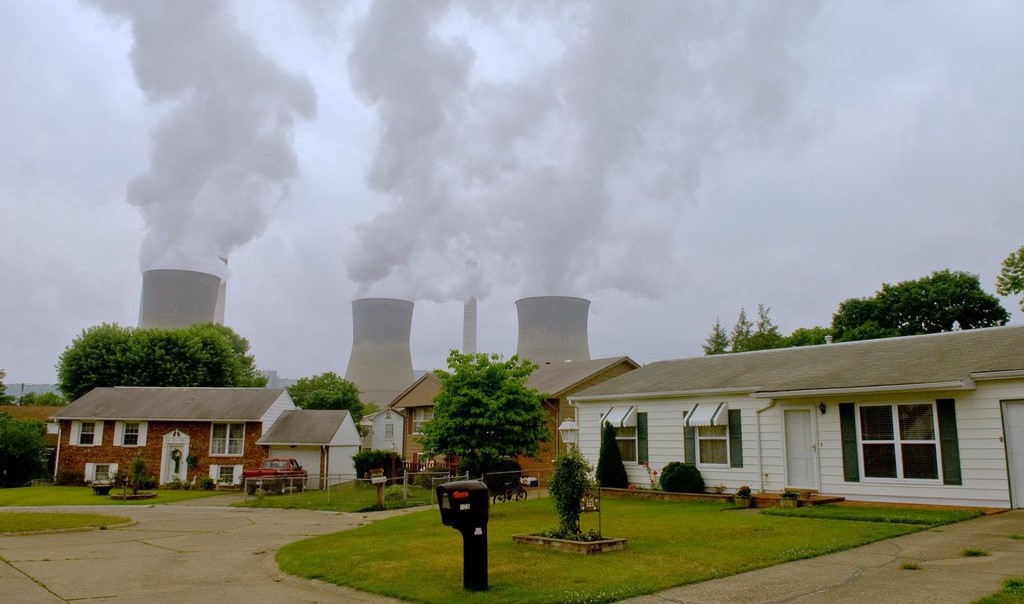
[3,497,1022,603]
[624,510,1024,604]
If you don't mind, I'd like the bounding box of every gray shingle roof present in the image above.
[574,325,1024,399]
[52,387,286,421]
[257,409,349,445]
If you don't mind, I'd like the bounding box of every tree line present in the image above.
[705,251,1024,356]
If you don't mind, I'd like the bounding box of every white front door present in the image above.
[161,430,190,484]
[784,408,817,489]
[1003,400,1024,509]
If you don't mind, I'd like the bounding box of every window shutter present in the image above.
[94,421,104,446]
[85,463,95,481]
[839,403,859,482]
[109,463,119,478]
[728,409,743,468]
[70,421,81,445]
[232,465,243,485]
[210,464,220,479]
[637,412,649,464]
[114,421,124,446]
[138,422,148,446]
[684,426,695,464]
[408,411,414,434]
[936,399,962,486]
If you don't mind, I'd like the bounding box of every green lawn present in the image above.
[278,498,956,603]
[762,504,982,525]
[974,578,1024,604]
[0,511,131,533]
[235,481,435,512]
[0,486,226,506]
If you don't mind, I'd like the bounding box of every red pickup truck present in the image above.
[242,458,308,494]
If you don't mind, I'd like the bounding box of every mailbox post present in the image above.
[436,480,489,591]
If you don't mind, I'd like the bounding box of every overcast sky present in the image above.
[2,0,1023,386]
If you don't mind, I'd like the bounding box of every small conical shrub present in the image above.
[595,421,629,488]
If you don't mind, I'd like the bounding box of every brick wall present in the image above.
[56,419,267,483]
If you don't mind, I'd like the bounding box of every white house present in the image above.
[570,325,1024,509]
[360,407,405,453]
[257,409,362,485]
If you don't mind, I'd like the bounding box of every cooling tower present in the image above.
[515,296,591,364]
[345,298,415,406]
[139,269,221,329]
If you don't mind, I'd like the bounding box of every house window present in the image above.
[697,425,728,465]
[218,465,235,484]
[858,403,939,480]
[94,464,111,483]
[79,422,96,445]
[413,408,433,434]
[122,422,140,446]
[615,426,638,462]
[210,423,244,456]
[384,423,394,440]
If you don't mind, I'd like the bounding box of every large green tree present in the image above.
[831,270,1008,342]
[18,392,66,406]
[0,413,47,485]
[702,319,729,355]
[419,350,550,474]
[57,323,267,401]
[286,372,370,423]
[996,244,1024,312]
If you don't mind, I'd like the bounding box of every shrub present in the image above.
[659,462,704,493]
[548,448,594,539]
[411,470,451,489]
[383,485,404,502]
[352,449,403,479]
[165,478,185,490]
[595,421,628,488]
[197,476,216,490]
[55,468,85,486]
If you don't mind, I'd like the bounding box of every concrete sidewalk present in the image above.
[625,510,1024,604]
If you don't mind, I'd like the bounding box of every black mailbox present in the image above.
[436,480,489,591]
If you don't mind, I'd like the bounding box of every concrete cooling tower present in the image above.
[139,269,221,329]
[345,298,415,406]
[515,296,591,364]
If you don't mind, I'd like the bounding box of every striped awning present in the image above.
[684,402,728,427]
[600,406,637,428]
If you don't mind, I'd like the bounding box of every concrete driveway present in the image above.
[1,497,405,603]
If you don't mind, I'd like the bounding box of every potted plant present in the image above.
[780,490,799,508]
[734,485,752,508]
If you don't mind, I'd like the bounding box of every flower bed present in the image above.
[512,533,627,554]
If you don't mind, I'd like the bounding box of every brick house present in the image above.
[391,357,639,474]
[50,387,354,487]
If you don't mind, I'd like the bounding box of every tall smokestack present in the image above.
[213,256,228,324]
[463,297,477,354]
[139,269,221,329]
[515,296,591,364]
[462,260,478,354]
[345,298,415,406]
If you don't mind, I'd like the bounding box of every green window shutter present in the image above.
[637,412,649,464]
[936,399,962,486]
[728,409,743,468]
[839,403,860,482]
[684,426,695,464]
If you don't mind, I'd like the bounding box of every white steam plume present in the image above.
[345,1,821,302]
[88,0,317,274]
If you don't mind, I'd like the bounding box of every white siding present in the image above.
[260,392,297,433]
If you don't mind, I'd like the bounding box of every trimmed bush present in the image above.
[353,449,403,479]
[659,462,704,493]
[549,448,594,538]
[55,469,85,486]
[596,421,628,488]
[197,476,216,490]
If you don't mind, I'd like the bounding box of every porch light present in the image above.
[558,419,579,451]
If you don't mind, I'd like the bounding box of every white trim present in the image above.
[572,387,759,403]
[695,424,729,467]
[751,380,972,399]
[854,401,943,484]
